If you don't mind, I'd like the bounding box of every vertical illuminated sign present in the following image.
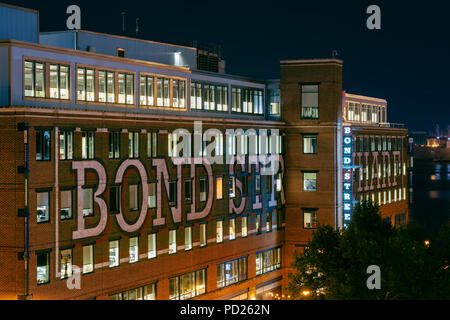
[342,126,353,228]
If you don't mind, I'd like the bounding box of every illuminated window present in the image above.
[111,283,156,300]
[129,184,138,211]
[148,233,157,259]
[60,249,72,279]
[266,213,272,232]
[109,240,119,268]
[57,130,73,161]
[169,230,177,254]
[216,176,223,200]
[148,183,156,209]
[269,89,280,115]
[301,85,319,119]
[140,76,154,106]
[83,188,93,217]
[147,132,158,158]
[256,214,262,233]
[304,209,318,229]
[49,64,70,99]
[60,190,72,220]
[185,226,192,251]
[216,220,223,243]
[200,223,207,247]
[98,71,115,103]
[128,132,140,158]
[170,269,206,300]
[303,172,317,192]
[229,176,236,198]
[129,237,139,263]
[256,247,281,276]
[276,173,282,192]
[163,79,170,107]
[217,85,228,111]
[172,79,186,108]
[81,131,95,160]
[231,87,242,112]
[217,257,247,288]
[83,245,93,274]
[37,191,49,223]
[255,174,261,194]
[229,219,236,240]
[37,251,50,285]
[303,134,317,154]
[24,61,45,98]
[77,68,95,101]
[118,73,134,104]
[242,216,248,237]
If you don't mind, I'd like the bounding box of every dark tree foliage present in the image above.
[287,201,450,300]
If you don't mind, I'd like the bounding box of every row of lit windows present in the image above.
[24,61,70,99]
[36,173,282,222]
[24,60,269,114]
[359,187,407,205]
[344,102,387,124]
[231,87,264,114]
[37,129,283,162]
[354,136,404,153]
[112,247,281,300]
[168,131,283,158]
[357,162,407,182]
[190,82,229,112]
[38,242,282,292]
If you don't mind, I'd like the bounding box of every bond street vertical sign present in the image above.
[342,126,353,228]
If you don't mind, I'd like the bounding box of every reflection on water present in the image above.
[410,160,450,233]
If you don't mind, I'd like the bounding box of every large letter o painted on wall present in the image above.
[114,159,149,233]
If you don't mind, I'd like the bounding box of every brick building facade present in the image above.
[0,3,408,300]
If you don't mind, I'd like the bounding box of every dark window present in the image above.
[109,132,120,159]
[184,180,192,203]
[110,186,120,213]
[169,181,177,206]
[395,213,406,226]
[36,130,51,161]
[117,48,125,58]
[199,178,207,202]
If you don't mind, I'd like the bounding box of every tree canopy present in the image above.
[287,201,450,300]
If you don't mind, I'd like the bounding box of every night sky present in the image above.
[4,0,450,132]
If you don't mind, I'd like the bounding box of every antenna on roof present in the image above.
[136,18,140,37]
[121,12,126,34]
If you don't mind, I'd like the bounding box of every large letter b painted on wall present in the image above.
[72,161,108,240]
